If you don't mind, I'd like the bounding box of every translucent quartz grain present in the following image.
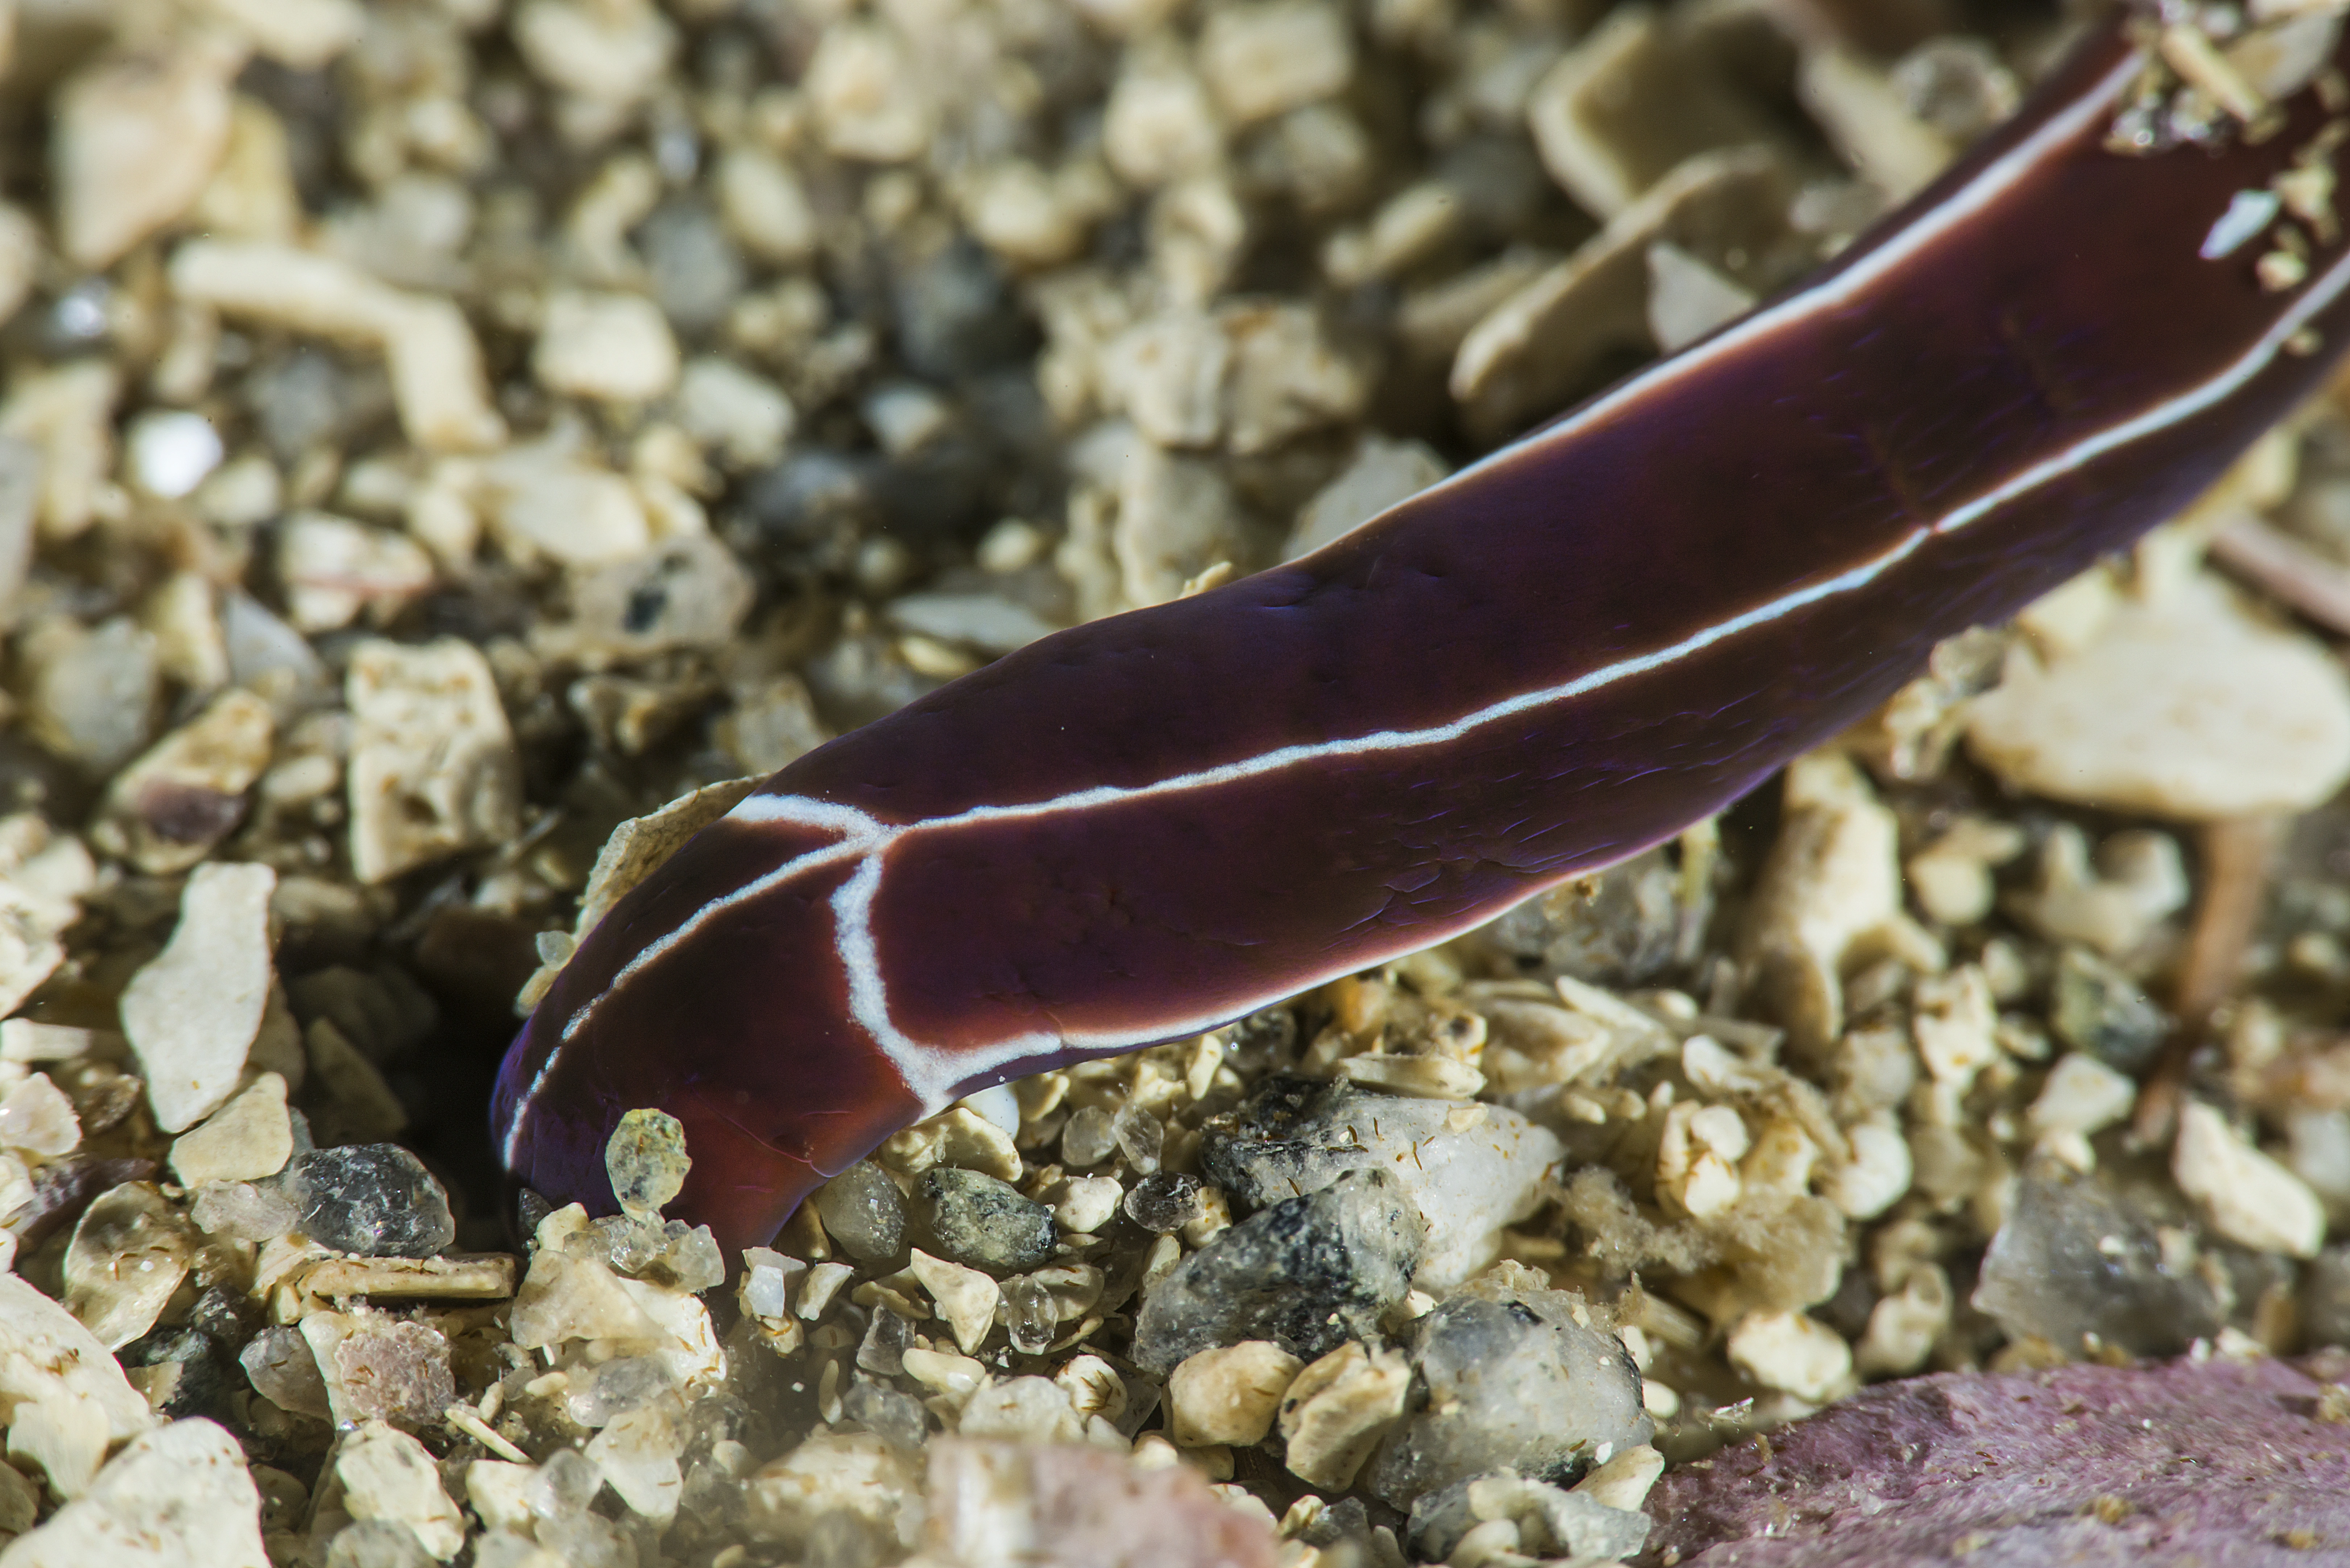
[605,1106,692,1219]
[1974,1171,2221,1358]
[1113,1103,1164,1174]
[525,1447,602,1521]
[280,1144,455,1257]
[1005,1275,1057,1355]
[564,1355,677,1428]
[1062,1105,1118,1167]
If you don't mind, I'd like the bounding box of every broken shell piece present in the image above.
[0,1273,153,1498]
[1526,7,1781,220]
[1452,146,1796,440]
[55,42,241,270]
[0,1418,262,1563]
[167,241,504,452]
[1736,752,1943,1061]
[2173,1100,2326,1259]
[275,512,435,634]
[343,638,522,885]
[1965,574,2350,820]
[120,861,276,1134]
[1725,1309,1852,1403]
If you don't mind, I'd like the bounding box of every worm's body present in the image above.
[497,15,2350,1254]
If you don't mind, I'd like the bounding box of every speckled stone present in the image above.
[1203,1078,1565,1289]
[1131,1167,1423,1374]
[914,1167,1056,1274]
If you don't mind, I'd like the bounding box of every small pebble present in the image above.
[2026,1054,2137,1145]
[1368,1273,1653,1509]
[23,615,158,773]
[1132,1168,1423,1374]
[1004,1275,1058,1355]
[1278,1339,1412,1491]
[1206,1078,1567,1288]
[1974,1171,2221,1358]
[475,443,651,567]
[55,43,236,269]
[309,1311,456,1430]
[674,357,795,469]
[584,1402,684,1524]
[63,1183,195,1351]
[240,1325,332,1419]
[2048,947,2171,1071]
[1053,1174,1123,1234]
[90,689,276,875]
[534,289,680,405]
[336,1420,466,1561]
[915,1167,1057,1273]
[738,1247,806,1321]
[1725,1310,1854,1403]
[1286,436,1449,559]
[1198,0,1353,126]
[811,1159,906,1263]
[1167,1341,1301,1447]
[0,1073,81,1159]
[277,513,435,633]
[1062,1106,1118,1167]
[344,638,522,885]
[2174,1100,2327,1260]
[908,1247,1000,1356]
[1113,1103,1164,1175]
[125,411,224,499]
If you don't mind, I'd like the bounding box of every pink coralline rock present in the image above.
[1641,1353,2350,1567]
[915,1439,1278,1568]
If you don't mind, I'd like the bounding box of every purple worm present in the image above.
[496,12,2350,1256]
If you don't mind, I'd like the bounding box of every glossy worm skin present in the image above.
[496,13,2350,1255]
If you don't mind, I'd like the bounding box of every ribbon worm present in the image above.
[496,11,2350,1255]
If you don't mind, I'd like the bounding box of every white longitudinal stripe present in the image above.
[1933,236,2350,538]
[505,519,1934,1158]
[507,41,2329,1150]
[866,229,2350,1102]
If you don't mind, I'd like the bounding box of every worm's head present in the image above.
[489,814,923,1257]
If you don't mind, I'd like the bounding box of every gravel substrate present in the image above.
[3,0,2350,1565]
